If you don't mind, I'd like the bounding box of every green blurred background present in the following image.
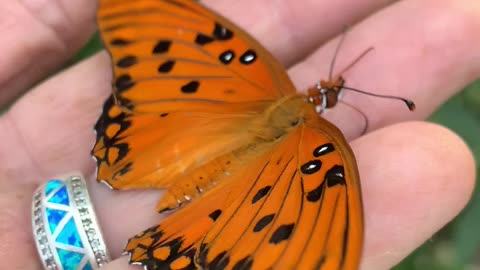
[393,81,480,270]
[75,34,480,270]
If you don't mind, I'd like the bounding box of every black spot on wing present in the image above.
[115,74,135,92]
[113,143,129,164]
[306,181,325,202]
[253,214,275,232]
[326,165,345,187]
[209,251,229,269]
[153,40,172,54]
[116,55,138,68]
[94,96,131,144]
[269,223,295,244]
[208,209,222,221]
[239,50,257,65]
[181,81,200,93]
[313,143,335,157]
[158,60,176,73]
[135,237,195,269]
[213,23,233,40]
[112,162,133,181]
[300,160,322,175]
[157,237,183,259]
[219,50,235,64]
[251,186,271,204]
[232,256,253,270]
[195,33,215,45]
[110,38,131,46]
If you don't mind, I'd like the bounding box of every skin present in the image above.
[0,0,478,269]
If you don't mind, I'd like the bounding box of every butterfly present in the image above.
[92,0,365,269]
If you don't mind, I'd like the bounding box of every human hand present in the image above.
[0,0,478,269]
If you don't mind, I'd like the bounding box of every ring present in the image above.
[32,174,110,270]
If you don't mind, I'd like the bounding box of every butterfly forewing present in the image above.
[98,0,295,111]
[94,0,297,191]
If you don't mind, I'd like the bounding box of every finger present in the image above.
[289,0,480,139]
[203,0,395,66]
[0,180,39,269]
[358,122,475,269]
[87,121,475,267]
[102,257,137,270]
[0,52,111,183]
[0,0,97,107]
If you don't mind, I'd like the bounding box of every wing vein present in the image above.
[248,167,298,263]
[200,159,272,249]
[217,156,296,265]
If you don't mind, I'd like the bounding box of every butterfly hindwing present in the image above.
[124,158,269,269]
[124,123,362,270]
[196,123,362,270]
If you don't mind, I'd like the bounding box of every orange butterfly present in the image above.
[93,0,367,269]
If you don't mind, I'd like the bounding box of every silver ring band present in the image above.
[32,174,110,269]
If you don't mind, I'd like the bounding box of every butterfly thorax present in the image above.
[250,94,317,140]
[156,95,320,212]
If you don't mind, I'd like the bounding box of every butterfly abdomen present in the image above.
[156,141,271,212]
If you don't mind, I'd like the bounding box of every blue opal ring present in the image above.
[32,174,110,270]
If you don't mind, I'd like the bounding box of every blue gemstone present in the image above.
[56,248,84,270]
[45,180,63,196]
[83,262,93,270]
[46,208,68,234]
[56,218,83,248]
[48,185,70,206]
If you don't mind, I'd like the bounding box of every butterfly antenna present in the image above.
[329,27,374,80]
[342,86,416,111]
[339,100,369,135]
[337,47,374,77]
[329,27,349,81]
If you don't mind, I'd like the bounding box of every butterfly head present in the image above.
[307,76,345,113]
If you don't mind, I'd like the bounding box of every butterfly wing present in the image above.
[125,121,363,270]
[94,0,297,190]
[196,122,362,270]
[124,179,244,270]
